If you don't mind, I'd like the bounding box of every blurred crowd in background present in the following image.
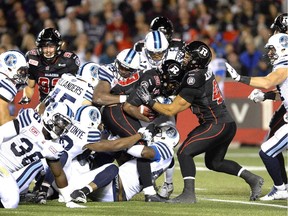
[0,0,285,77]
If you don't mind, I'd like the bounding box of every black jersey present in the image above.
[178,68,234,124]
[127,68,162,106]
[26,48,80,102]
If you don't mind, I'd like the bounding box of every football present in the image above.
[138,105,158,121]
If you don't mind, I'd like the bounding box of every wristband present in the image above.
[239,76,251,85]
[127,145,145,158]
[148,99,156,108]
[119,95,127,103]
[264,91,276,100]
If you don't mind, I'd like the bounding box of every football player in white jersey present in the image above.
[226,33,288,201]
[0,102,84,208]
[76,62,100,88]
[69,123,179,202]
[0,50,28,125]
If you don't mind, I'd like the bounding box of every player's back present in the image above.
[0,109,44,172]
[48,73,94,114]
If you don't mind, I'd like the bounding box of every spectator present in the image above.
[98,40,118,64]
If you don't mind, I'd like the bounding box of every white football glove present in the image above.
[40,140,65,160]
[248,89,265,103]
[225,62,241,81]
[137,124,156,142]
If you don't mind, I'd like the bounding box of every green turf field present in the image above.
[1,146,287,216]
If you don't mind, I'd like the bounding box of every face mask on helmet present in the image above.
[152,123,180,148]
[150,16,174,42]
[115,48,140,79]
[264,33,288,65]
[74,105,102,131]
[42,102,73,139]
[0,50,28,84]
[144,31,169,67]
[76,62,100,87]
[181,41,212,71]
[270,13,288,34]
[36,28,62,62]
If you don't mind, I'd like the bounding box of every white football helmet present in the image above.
[76,62,100,87]
[42,102,74,139]
[115,48,140,79]
[0,50,28,84]
[152,123,180,148]
[265,33,288,65]
[144,30,169,67]
[74,105,101,130]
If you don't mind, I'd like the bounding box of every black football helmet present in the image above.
[36,28,63,61]
[160,59,184,96]
[150,16,174,42]
[270,13,288,33]
[181,41,212,71]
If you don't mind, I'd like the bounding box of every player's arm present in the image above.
[151,95,190,116]
[0,98,13,125]
[19,79,36,104]
[84,133,143,152]
[123,102,151,122]
[92,80,127,106]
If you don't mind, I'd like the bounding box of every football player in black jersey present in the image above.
[137,41,264,203]
[19,28,80,104]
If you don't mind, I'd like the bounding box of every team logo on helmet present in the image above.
[166,127,177,138]
[4,54,17,67]
[282,16,288,26]
[198,45,210,58]
[279,35,288,48]
[89,109,99,122]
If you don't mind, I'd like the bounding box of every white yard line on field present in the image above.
[200,198,288,209]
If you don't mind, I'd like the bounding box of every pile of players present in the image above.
[0,13,287,209]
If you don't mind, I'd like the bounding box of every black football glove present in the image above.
[18,96,31,104]
[136,86,155,107]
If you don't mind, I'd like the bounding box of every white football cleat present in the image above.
[260,186,288,201]
[66,201,87,208]
[157,182,174,199]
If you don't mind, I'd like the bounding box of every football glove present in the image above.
[136,86,155,107]
[248,89,265,103]
[225,62,241,81]
[18,96,31,104]
[138,123,156,141]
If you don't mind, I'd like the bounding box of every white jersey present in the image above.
[0,73,24,103]
[0,108,63,173]
[83,140,174,202]
[208,58,226,96]
[273,54,288,112]
[48,73,94,114]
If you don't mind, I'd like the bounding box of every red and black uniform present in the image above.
[177,68,244,178]
[26,48,80,102]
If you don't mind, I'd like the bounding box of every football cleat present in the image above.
[260,186,288,201]
[35,191,47,204]
[166,191,196,203]
[248,175,264,201]
[145,194,167,202]
[70,190,87,203]
[157,182,174,199]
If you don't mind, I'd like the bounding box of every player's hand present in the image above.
[136,86,155,107]
[225,62,241,81]
[248,89,265,103]
[18,96,31,104]
[138,123,156,141]
[40,141,65,160]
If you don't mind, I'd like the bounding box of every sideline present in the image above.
[201,198,288,209]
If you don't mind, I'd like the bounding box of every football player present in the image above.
[0,102,84,208]
[0,50,28,125]
[19,28,80,104]
[226,33,288,200]
[70,123,179,202]
[137,41,264,203]
[247,12,288,192]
